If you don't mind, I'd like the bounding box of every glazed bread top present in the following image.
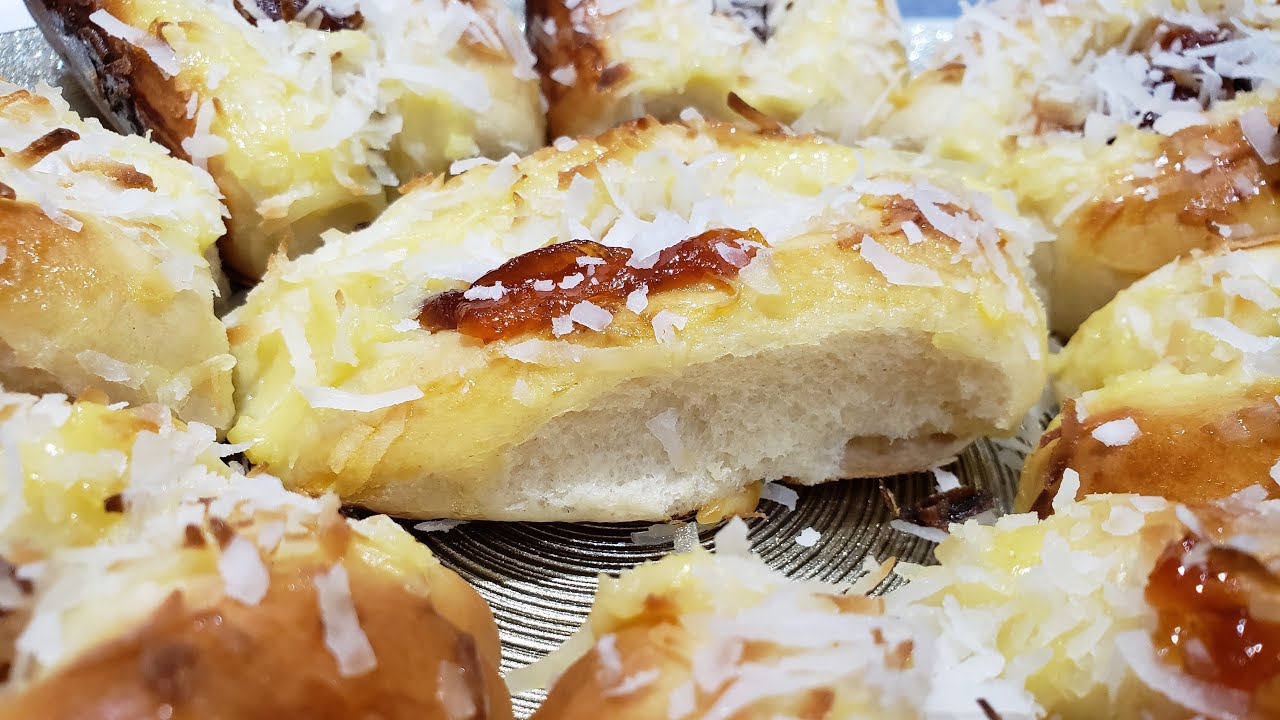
[0,80,224,268]
[1019,367,1280,512]
[42,0,544,276]
[226,119,1048,509]
[0,392,510,719]
[1054,242,1280,397]
[530,0,907,141]
[881,0,1280,161]
[0,80,235,430]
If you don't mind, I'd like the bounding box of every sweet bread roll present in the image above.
[0,80,234,431]
[1053,242,1280,400]
[226,118,1047,521]
[529,0,906,142]
[0,391,511,719]
[531,491,1280,719]
[28,0,545,278]
[526,533,925,719]
[878,0,1280,335]
[1019,367,1280,514]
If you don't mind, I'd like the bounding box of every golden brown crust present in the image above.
[1040,99,1280,333]
[532,622,696,720]
[0,199,235,429]
[1018,383,1280,513]
[0,200,172,308]
[25,0,246,271]
[0,559,513,720]
[1067,114,1280,278]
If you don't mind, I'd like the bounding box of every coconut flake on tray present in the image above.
[889,519,950,543]
[413,519,469,533]
[759,480,799,510]
[794,527,821,547]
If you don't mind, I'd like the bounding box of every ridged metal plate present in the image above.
[1,19,1021,720]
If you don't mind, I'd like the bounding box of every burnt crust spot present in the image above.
[900,486,995,530]
[233,0,364,31]
[596,62,628,91]
[69,158,157,191]
[0,556,34,599]
[451,631,491,720]
[103,493,125,513]
[726,91,785,133]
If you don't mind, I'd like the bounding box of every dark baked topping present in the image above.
[1030,397,1082,519]
[450,633,491,719]
[234,0,363,31]
[1146,534,1280,692]
[976,698,1003,720]
[0,181,14,201]
[596,63,629,91]
[0,556,32,596]
[69,159,157,192]
[726,91,784,133]
[1139,23,1247,129]
[419,228,765,342]
[900,486,995,530]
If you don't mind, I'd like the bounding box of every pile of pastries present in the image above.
[0,0,1276,716]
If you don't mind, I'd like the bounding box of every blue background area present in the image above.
[899,0,962,16]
